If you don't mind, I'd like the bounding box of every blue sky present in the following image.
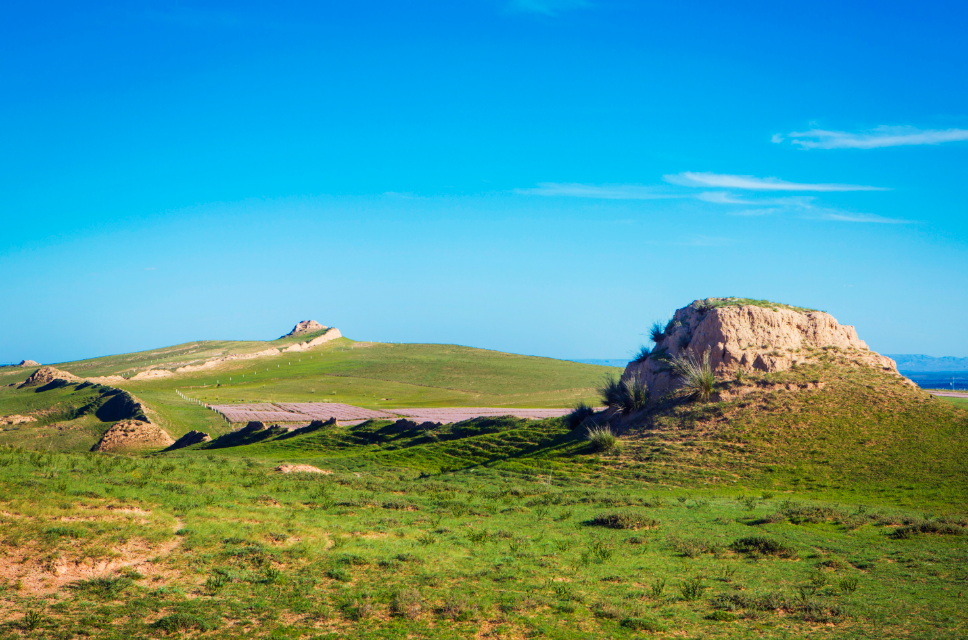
[2,0,967,364]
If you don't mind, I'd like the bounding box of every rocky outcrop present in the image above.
[91,420,175,452]
[164,430,212,451]
[18,360,40,367]
[281,320,327,338]
[18,366,80,389]
[0,414,37,426]
[622,298,903,397]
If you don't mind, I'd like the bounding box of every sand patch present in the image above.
[275,464,332,475]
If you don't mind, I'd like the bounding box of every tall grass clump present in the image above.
[670,348,716,402]
[649,320,666,344]
[565,402,596,430]
[598,375,650,414]
[586,424,619,452]
[631,345,651,364]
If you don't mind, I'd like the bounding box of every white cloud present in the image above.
[812,210,912,224]
[776,125,968,150]
[665,171,886,192]
[515,182,678,199]
[696,191,815,206]
[507,0,592,15]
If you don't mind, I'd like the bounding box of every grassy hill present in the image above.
[0,337,620,449]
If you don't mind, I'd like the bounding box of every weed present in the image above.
[440,593,479,621]
[565,401,597,430]
[730,536,796,558]
[620,615,666,632]
[739,495,758,510]
[69,576,132,599]
[599,375,650,414]
[889,519,964,539]
[391,588,424,619]
[21,610,44,631]
[151,613,216,632]
[588,511,659,530]
[670,348,716,402]
[650,578,666,599]
[632,345,652,364]
[839,576,859,594]
[585,424,619,452]
[679,575,707,601]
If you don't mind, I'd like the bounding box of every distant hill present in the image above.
[887,354,968,372]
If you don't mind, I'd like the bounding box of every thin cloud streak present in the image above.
[666,171,886,192]
[775,126,968,150]
[697,192,815,206]
[515,182,679,199]
[812,210,912,224]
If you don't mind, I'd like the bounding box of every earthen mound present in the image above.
[165,430,212,451]
[275,464,332,474]
[281,320,327,338]
[18,360,40,367]
[622,298,905,397]
[91,420,175,452]
[18,366,80,389]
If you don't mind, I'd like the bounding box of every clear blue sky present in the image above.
[2,0,967,364]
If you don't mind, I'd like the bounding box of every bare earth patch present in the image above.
[275,464,332,474]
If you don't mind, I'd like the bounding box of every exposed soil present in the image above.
[275,464,332,474]
[90,420,175,452]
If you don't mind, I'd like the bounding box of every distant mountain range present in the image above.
[886,354,968,373]
[569,359,628,368]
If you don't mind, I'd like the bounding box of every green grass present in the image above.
[702,297,820,313]
[0,438,965,639]
[0,339,619,447]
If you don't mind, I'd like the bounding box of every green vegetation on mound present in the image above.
[702,297,820,313]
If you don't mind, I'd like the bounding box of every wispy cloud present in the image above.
[665,171,886,192]
[812,209,912,224]
[515,182,678,199]
[696,191,815,206]
[774,126,968,150]
[507,0,592,15]
[144,267,157,271]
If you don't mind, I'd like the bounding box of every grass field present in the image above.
[2,330,967,638]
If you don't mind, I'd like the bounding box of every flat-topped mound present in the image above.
[18,360,40,367]
[91,420,175,452]
[623,297,902,397]
[281,320,328,338]
[18,366,81,388]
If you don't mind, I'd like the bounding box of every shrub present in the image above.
[730,536,796,558]
[589,512,659,530]
[668,536,719,558]
[670,348,716,401]
[439,593,479,621]
[565,402,596,430]
[585,425,619,452]
[650,320,667,344]
[598,375,649,414]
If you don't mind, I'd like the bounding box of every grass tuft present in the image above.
[585,424,619,452]
[730,536,796,558]
[598,375,649,414]
[669,348,716,401]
